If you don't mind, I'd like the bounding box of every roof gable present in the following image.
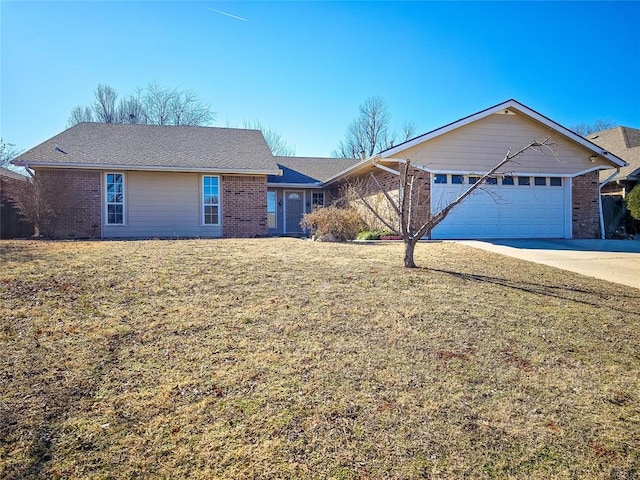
[381,99,627,169]
[589,126,640,182]
[13,123,281,175]
[268,157,360,185]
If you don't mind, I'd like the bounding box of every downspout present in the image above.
[599,168,620,239]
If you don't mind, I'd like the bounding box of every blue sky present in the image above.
[2,1,639,157]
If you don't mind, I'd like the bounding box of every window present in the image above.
[312,192,325,208]
[550,177,562,187]
[502,176,514,185]
[451,175,464,184]
[106,173,124,224]
[486,177,498,185]
[267,191,277,229]
[518,176,530,186]
[434,174,447,184]
[203,176,220,225]
[534,177,546,186]
[468,176,479,184]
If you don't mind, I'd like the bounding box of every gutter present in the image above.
[11,160,282,176]
[599,168,620,239]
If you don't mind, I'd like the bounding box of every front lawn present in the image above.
[1,238,638,479]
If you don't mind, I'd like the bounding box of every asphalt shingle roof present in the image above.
[269,156,360,185]
[589,127,640,182]
[13,123,281,174]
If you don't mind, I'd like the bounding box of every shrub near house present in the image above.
[301,206,364,241]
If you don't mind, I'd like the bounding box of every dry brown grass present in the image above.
[0,238,638,479]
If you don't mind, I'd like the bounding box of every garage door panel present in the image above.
[431,180,567,239]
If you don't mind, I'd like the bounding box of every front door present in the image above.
[285,191,304,233]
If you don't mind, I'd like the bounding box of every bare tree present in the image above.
[572,119,618,136]
[346,139,554,268]
[92,83,118,123]
[67,82,215,127]
[170,88,214,126]
[333,96,417,159]
[242,120,296,156]
[1,139,21,168]
[116,92,147,124]
[67,106,94,126]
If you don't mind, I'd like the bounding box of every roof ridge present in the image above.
[72,122,262,133]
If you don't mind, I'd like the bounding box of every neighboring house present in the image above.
[589,126,640,235]
[11,99,627,240]
[590,126,640,197]
[12,123,281,238]
[0,167,33,239]
[323,99,627,239]
[266,156,359,234]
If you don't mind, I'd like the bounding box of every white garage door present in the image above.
[431,174,568,239]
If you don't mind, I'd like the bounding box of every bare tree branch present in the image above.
[92,83,118,123]
[333,96,416,158]
[344,138,555,267]
[67,105,94,127]
[572,119,618,136]
[68,82,215,127]
[243,120,296,156]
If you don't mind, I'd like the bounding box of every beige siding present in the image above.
[103,171,222,238]
[392,113,611,175]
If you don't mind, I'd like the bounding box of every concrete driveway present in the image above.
[456,239,640,289]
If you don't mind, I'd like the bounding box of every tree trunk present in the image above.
[403,239,417,268]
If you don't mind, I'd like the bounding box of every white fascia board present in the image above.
[16,161,281,176]
[266,182,324,189]
[380,99,628,169]
[320,156,378,186]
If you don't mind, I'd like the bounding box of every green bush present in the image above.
[356,229,396,240]
[626,184,640,220]
[301,206,364,241]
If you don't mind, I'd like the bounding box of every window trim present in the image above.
[105,172,125,225]
[550,177,563,187]
[202,175,221,226]
[518,176,531,186]
[267,190,277,229]
[434,174,448,184]
[312,191,325,208]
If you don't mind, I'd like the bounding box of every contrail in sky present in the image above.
[201,7,248,22]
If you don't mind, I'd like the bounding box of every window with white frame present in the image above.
[312,191,324,208]
[203,176,220,225]
[105,173,125,225]
[267,190,277,228]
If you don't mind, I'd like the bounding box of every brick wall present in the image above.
[572,170,600,238]
[345,165,431,232]
[36,168,101,238]
[222,175,268,237]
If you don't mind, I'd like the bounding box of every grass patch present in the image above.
[1,238,639,479]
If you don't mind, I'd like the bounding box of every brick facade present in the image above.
[222,175,268,237]
[346,165,431,232]
[572,170,600,238]
[36,168,101,238]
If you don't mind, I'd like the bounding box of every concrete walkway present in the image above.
[456,239,640,289]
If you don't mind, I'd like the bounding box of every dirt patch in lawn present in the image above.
[1,238,638,479]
